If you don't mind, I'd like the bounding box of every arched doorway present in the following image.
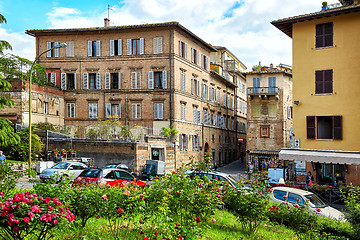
[204,142,210,153]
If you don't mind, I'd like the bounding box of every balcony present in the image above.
[247,87,280,97]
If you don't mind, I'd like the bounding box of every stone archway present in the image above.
[204,142,210,153]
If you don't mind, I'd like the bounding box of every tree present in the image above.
[0,14,12,55]
[0,118,20,148]
[6,127,43,162]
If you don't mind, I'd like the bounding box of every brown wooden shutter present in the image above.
[333,116,342,140]
[324,69,333,93]
[307,116,316,139]
[315,70,323,94]
[324,22,333,47]
[316,24,323,48]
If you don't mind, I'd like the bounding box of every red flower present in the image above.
[53,219,58,225]
[296,198,300,202]
[212,218,216,223]
[294,204,299,209]
[123,190,130,196]
[176,190,180,194]
[101,195,107,200]
[154,230,157,235]
[316,208,321,212]
[13,226,19,233]
[143,237,149,240]
[195,217,201,223]
[24,217,30,223]
[118,207,124,214]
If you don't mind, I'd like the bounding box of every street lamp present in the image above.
[28,42,67,172]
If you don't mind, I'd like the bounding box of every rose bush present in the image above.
[0,191,75,240]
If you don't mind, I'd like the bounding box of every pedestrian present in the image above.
[305,171,314,187]
[0,151,6,164]
[213,162,218,171]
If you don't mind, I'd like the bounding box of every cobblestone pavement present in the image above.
[218,159,250,181]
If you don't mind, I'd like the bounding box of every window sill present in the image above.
[316,138,334,141]
[315,93,333,96]
[315,46,333,50]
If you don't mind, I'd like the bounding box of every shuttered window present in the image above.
[83,73,89,89]
[316,22,333,49]
[153,37,163,54]
[131,72,141,89]
[307,116,316,139]
[110,39,122,56]
[252,105,261,118]
[192,79,200,96]
[315,69,333,94]
[179,41,188,59]
[46,42,59,57]
[180,73,185,92]
[67,103,75,118]
[181,105,186,121]
[268,77,276,93]
[88,104,97,119]
[127,38,144,55]
[268,104,277,118]
[154,103,163,120]
[132,103,141,119]
[105,72,121,89]
[179,134,188,151]
[88,40,101,57]
[50,73,56,85]
[66,41,74,57]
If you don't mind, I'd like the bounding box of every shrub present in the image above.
[0,162,23,198]
[342,184,360,239]
[0,191,75,240]
[222,181,269,236]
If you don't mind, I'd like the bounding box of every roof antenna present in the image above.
[104,4,113,27]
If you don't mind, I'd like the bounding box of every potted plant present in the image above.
[322,1,328,10]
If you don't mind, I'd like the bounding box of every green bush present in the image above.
[342,184,360,239]
[316,216,353,239]
[0,162,23,198]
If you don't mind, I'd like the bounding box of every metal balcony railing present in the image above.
[247,87,279,95]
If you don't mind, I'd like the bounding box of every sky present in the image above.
[0,0,338,70]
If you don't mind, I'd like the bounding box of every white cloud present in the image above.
[3,0,333,68]
[0,27,35,60]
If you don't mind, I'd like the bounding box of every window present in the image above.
[306,116,342,140]
[127,38,144,55]
[204,112,211,125]
[67,103,75,118]
[217,90,221,104]
[223,93,227,107]
[210,87,216,102]
[88,73,101,90]
[66,41,74,57]
[242,84,246,93]
[88,40,101,57]
[192,79,200,96]
[181,104,186,121]
[154,103,163,120]
[193,108,201,124]
[106,103,121,118]
[131,72,141,89]
[110,39,122,56]
[148,71,167,89]
[180,73,185,92]
[61,73,76,90]
[179,134,188,151]
[212,114,217,126]
[316,22,333,49]
[273,190,287,201]
[46,42,59,58]
[179,41,188,59]
[253,77,260,93]
[252,105,260,118]
[132,103,141,119]
[315,70,333,94]
[260,125,270,138]
[268,77,276,93]
[153,37,163,54]
[192,135,200,151]
[47,72,56,84]
[202,83,209,100]
[288,193,305,205]
[268,104,277,118]
[88,103,98,119]
[105,72,121,90]
[192,48,199,65]
[202,54,209,70]
[44,102,48,115]
[288,106,293,119]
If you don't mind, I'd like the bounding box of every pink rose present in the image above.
[118,207,124,214]
[212,218,216,223]
[316,208,321,212]
[294,204,299,209]
[24,217,30,223]
[123,190,130,196]
[101,195,107,200]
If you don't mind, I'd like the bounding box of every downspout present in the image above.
[168,27,176,171]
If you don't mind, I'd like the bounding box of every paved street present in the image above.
[218,158,249,181]
[16,175,39,189]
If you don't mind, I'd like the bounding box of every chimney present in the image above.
[104,18,110,27]
[270,63,274,68]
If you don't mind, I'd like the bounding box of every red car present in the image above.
[73,168,146,187]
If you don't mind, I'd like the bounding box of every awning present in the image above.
[248,149,279,155]
[279,148,360,165]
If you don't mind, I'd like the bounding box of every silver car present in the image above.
[40,161,88,183]
[270,186,345,220]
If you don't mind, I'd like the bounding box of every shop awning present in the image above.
[279,148,360,165]
[248,149,279,155]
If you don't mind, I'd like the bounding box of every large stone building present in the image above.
[22,21,245,172]
[272,1,360,185]
[245,64,293,181]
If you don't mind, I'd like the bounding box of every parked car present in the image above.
[73,168,146,187]
[270,186,345,220]
[105,164,131,171]
[40,161,88,183]
[185,170,238,188]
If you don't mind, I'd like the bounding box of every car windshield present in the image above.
[305,194,326,208]
[52,162,70,170]
[79,168,102,178]
[225,175,238,188]
[144,164,152,172]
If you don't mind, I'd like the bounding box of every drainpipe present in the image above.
[168,26,176,171]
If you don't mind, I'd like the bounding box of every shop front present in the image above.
[279,148,360,186]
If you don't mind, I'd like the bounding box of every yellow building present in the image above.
[272,1,360,185]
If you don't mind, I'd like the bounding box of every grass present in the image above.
[48,209,299,240]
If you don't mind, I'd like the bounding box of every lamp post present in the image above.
[28,42,67,172]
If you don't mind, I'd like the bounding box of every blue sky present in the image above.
[0,0,333,68]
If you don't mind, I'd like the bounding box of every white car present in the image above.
[40,161,88,183]
[185,170,239,188]
[270,186,345,220]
